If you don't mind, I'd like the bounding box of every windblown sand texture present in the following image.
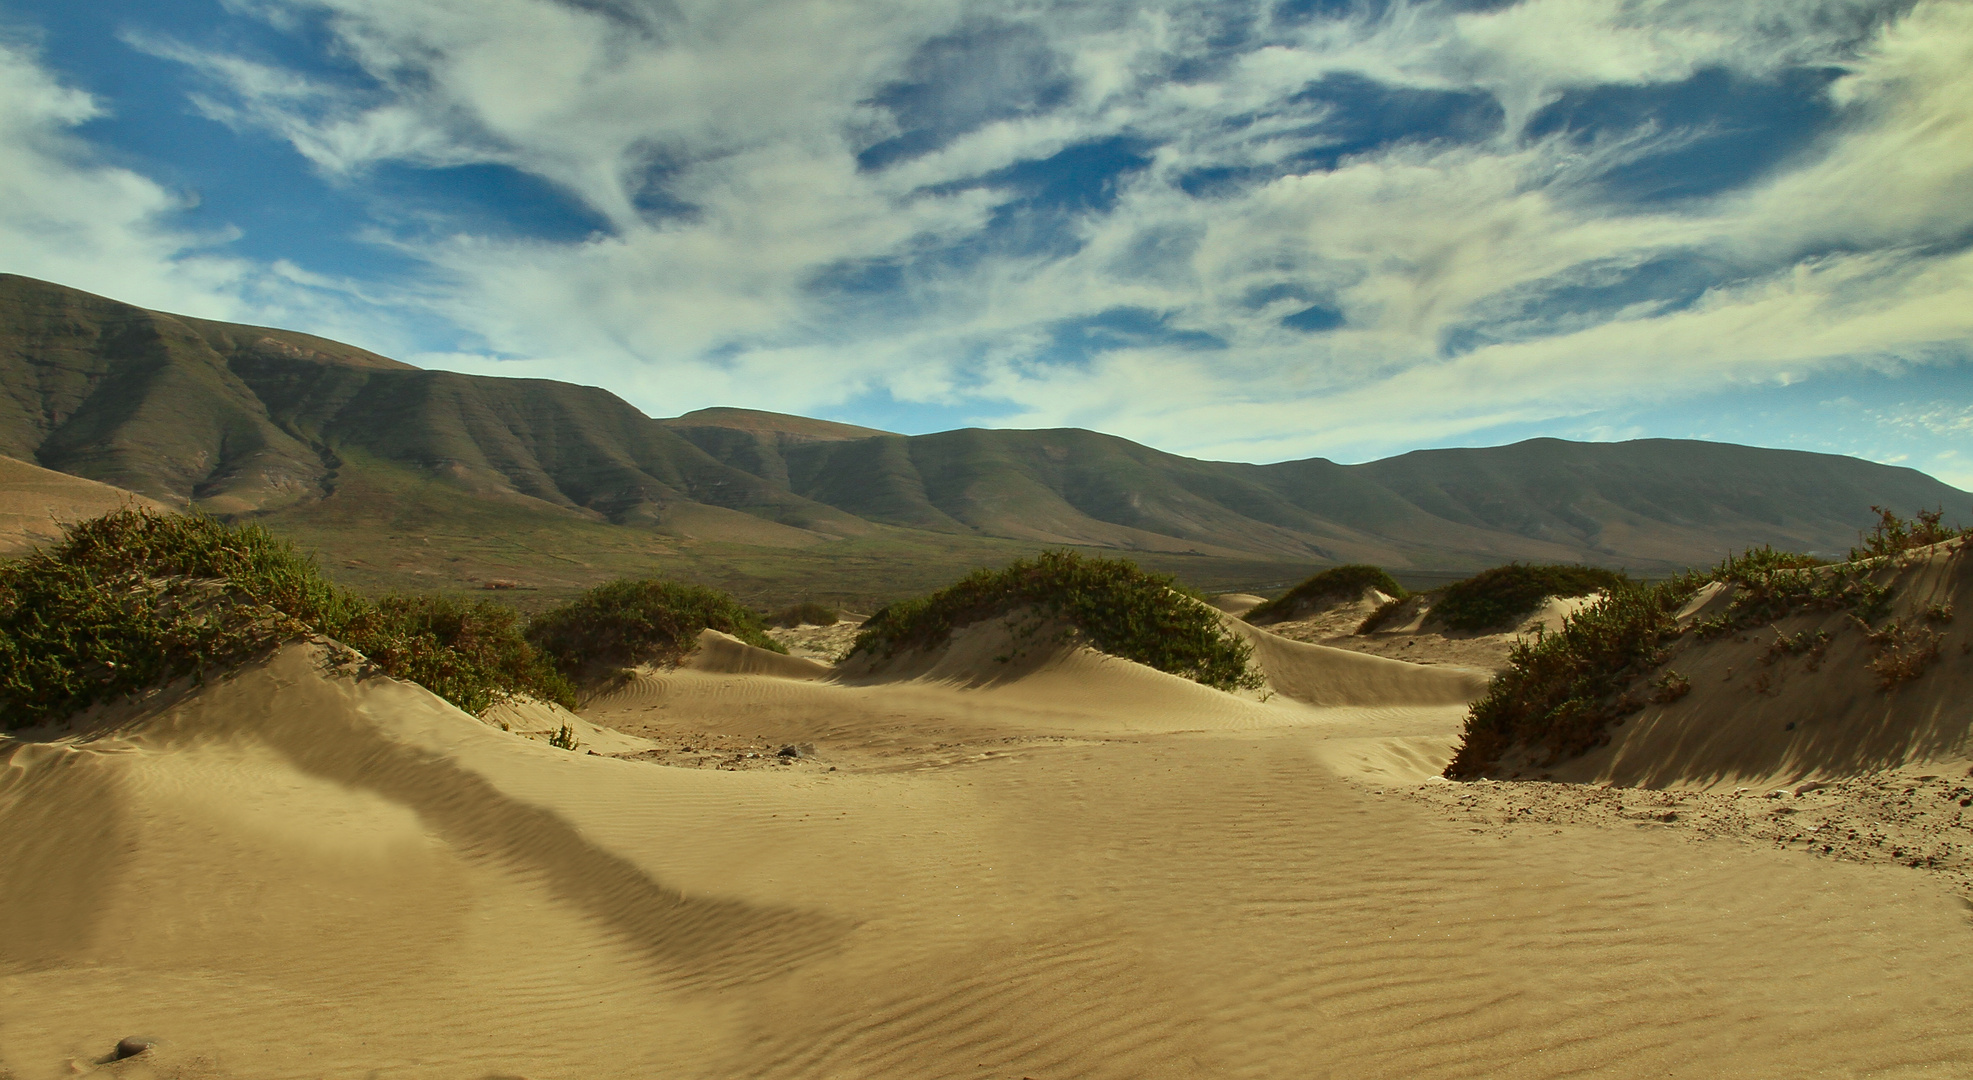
[5,604,1973,1078]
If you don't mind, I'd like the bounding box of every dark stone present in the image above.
[115,1037,156,1060]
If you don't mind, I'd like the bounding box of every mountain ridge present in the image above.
[2,274,1966,600]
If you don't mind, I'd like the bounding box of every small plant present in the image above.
[1650,670,1691,704]
[344,593,577,715]
[1924,602,1955,625]
[849,550,1261,692]
[1356,595,1416,634]
[1762,628,1830,670]
[768,601,840,628]
[526,578,785,678]
[1431,564,1630,632]
[1245,565,1405,624]
[1850,507,1970,561]
[1858,618,1944,691]
[548,722,581,751]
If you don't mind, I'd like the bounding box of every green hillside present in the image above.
[3,274,1967,608]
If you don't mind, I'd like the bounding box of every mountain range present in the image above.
[2,273,1966,603]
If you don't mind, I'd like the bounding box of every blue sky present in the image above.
[1,0,1969,488]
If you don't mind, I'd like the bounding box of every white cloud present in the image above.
[0,37,249,316]
[0,35,427,354]
[45,0,1973,474]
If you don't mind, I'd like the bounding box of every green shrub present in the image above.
[1850,506,1970,561]
[1689,546,1887,637]
[1444,579,1699,777]
[1356,595,1417,634]
[1444,509,1965,777]
[344,594,575,716]
[0,509,570,729]
[1245,564,1405,624]
[847,550,1261,692]
[1432,564,1630,632]
[526,578,785,677]
[768,601,840,628]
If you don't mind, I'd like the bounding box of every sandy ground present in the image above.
[764,617,866,663]
[1402,767,1973,896]
[4,610,1973,1078]
[0,455,172,555]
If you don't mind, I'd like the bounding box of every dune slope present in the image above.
[1547,540,1973,788]
[0,455,171,555]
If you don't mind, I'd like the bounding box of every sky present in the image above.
[1,0,1969,487]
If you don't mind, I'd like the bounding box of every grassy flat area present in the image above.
[254,453,1328,611]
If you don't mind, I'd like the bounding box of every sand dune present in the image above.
[1227,616,1488,707]
[6,609,1973,1078]
[1546,540,1973,789]
[0,455,172,555]
[1206,592,1265,615]
[1264,590,1605,671]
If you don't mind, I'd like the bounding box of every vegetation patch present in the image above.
[848,550,1262,692]
[1358,595,1424,634]
[1444,582,1697,776]
[351,593,576,716]
[526,578,785,678]
[1851,506,1971,560]
[1444,509,1966,778]
[768,601,839,628]
[1861,620,1945,690]
[1648,669,1691,704]
[1762,628,1830,671]
[1432,564,1631,632]
[1685,546,1890,638]
[0,509,571,729]
[1244,565,1405,624]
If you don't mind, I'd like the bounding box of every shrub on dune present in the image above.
[1430,564,1631,632]
[1444,581,1695,777]
[350,593,575,716]
[1444,508,1968,778]
[847,550,1262,692]
[1850,506,1970,560]
[0,509,570,729]
[525,578,785,677]
[1244,564,1405,625]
